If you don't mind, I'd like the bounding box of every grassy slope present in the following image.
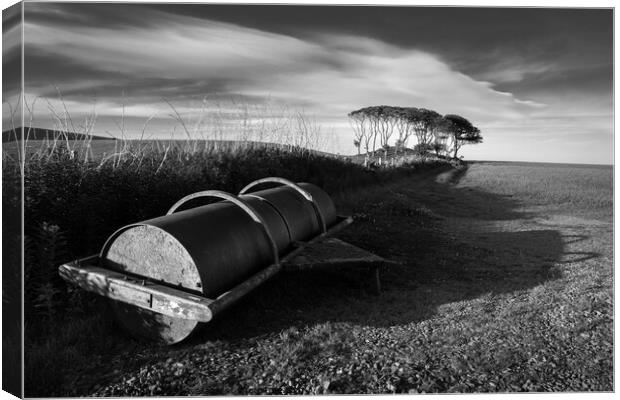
[2,127,114,142]
[2,139,341,163]
[26,161,612,396]
[3,140,428,164]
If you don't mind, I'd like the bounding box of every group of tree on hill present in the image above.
[348,105,482,163]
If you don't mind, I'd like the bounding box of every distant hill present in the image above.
[111,139,340,158]
[2,127,114,142]
[1,131,345,161]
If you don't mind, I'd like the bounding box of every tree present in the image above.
[376,106,398,158]
[348,106,380,157]
[393,107,416,155]
[394,138,405,155]
[432,116,451,157]
[349,106,483,163]
[348,109,368,155]
[353,139,361,155]
[414,108,443,148]
[443,114,483,159]
[349,105,397,159]
[413,142,434,156]
[432,142,446,157]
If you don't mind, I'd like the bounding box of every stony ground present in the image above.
[35,162,614,396]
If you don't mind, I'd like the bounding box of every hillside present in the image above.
[1,129,344,161]
[2,127,114,142]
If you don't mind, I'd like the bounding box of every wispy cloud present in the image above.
[23,9,542,120]
[481,62,553,84]
[10,4,613,164]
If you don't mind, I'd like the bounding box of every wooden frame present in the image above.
[58,216,366,323]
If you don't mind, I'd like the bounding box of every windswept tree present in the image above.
[432,116,451,157]
[349,107,379,164]
[443,114,483,159]
[349,105,397,158]
[349,106,379,156]
[376,105,398,158]
[349,106,483,162]
[348,109,368,155]
[432,141,447,157]
[393,107,416,155]
[414,108,443,149]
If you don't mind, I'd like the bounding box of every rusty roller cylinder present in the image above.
[100,179,337,344]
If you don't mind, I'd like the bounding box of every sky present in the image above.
[2,2,614,164]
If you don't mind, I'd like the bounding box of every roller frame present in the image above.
[58,216,354,323]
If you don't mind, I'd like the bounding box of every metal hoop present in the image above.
[239,177,327,233]
[166,190,279,265]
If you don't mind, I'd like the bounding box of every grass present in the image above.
[11,154,612,395]
[2,134,452,396]
[461,161,613,216]
[2,162,22,398]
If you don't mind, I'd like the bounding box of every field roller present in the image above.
[59,177,391,344]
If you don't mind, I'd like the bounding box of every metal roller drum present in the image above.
[297,182,338,227]
[239,179,338,241]
[102,195,289,343]
[99,180,337,344]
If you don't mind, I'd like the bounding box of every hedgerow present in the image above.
[3,143,447,328]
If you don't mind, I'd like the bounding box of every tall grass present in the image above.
[5,94,336,165]
[3,94,451,395]
[4,97,442,320]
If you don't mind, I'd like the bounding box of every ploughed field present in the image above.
[32,161,613,395]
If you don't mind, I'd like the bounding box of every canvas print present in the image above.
[2,2,613,397]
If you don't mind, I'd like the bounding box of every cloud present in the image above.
[14,4,612,164]
[23,10,542,119]
[24,15,331,81]
[2,17,22,98]
[482,64,553,84]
